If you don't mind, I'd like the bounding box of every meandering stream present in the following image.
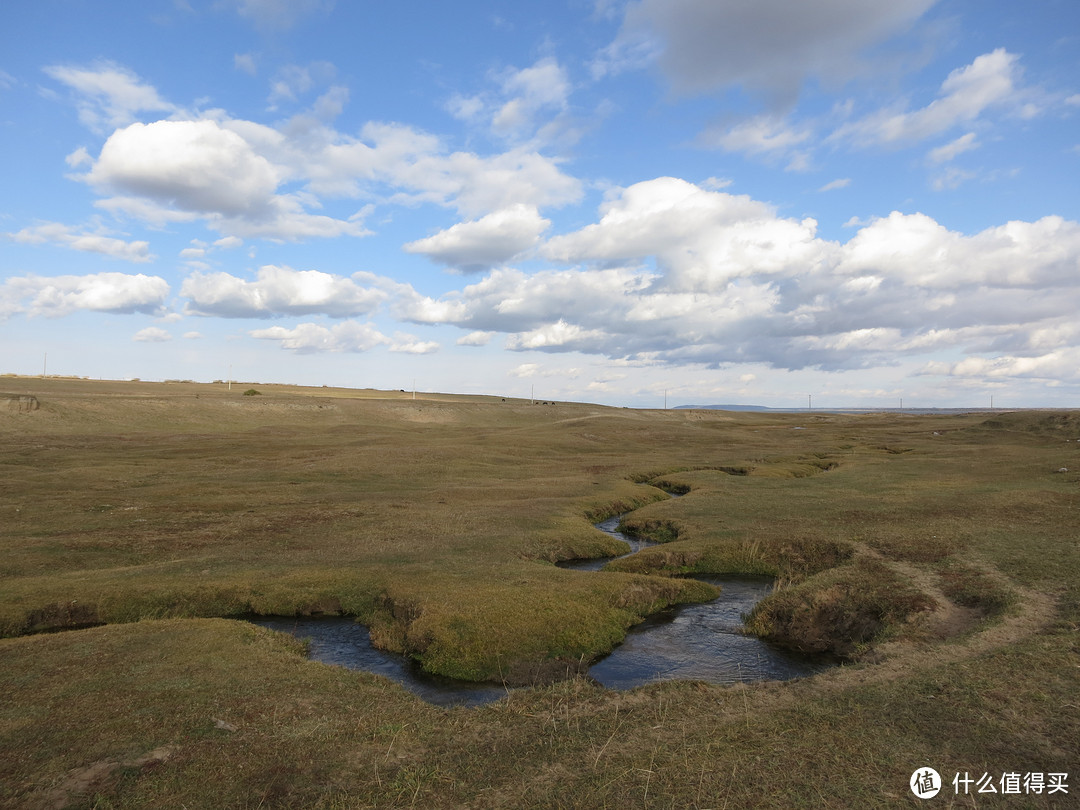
[249,509,833,707]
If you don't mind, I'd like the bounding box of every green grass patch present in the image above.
[744,557,938,656]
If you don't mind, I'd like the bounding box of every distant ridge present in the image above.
[673,404,773,411]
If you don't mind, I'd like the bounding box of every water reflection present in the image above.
[248,616,508,708]
[589,576,833,690]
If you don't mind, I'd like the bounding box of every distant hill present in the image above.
[673,404,773,412]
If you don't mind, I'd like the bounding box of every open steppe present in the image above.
[1,378,1077,808]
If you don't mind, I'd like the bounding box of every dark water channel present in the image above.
[558,514,834,690]
[248,512,832,707]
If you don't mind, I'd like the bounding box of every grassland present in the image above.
[1,377,1077,808]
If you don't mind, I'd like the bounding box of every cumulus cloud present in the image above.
[920,350,1080,383]
[597,0,936,103]
[51,62,580,244]
[84,119,369,240]
[457,331,493,346]
[543,177,827,289]
[390,176,1080,381]
[133,326,171,342]
[88,120,279,217]
[250,320,389,353]
[403,204,550,271]
[181,265,387,318]
[0,272,169,319]
[389,333,440,354]
[7,221,154,262]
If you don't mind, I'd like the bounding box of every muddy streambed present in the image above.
[249,513,833,707]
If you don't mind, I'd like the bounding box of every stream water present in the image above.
[249,511,833,707]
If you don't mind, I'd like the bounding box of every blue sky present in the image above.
[2,0,1079,408]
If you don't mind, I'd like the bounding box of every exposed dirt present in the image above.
[29,745,180,810]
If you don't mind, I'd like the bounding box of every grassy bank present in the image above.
[1,378,1077,807]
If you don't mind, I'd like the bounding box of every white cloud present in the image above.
[88,119,281,218]
[389,334,440,354]
[7,221,154,262]
[85,118,369,240]
[403,204,550,271]
[505,320,608,351]
[702,114,812,164]
[183,331,203,339]
[920,350,1080,383]
[181,265,387,318]
[250,320,390,353]
[508,363,540,378]
[928,132,979,163]
[493,58,571,137]
[457,331,493,346]
[51,63,579,243]
[450,58,573,143]
[44,61,177,133]
[930,166,977,191]
[316,122,583,217]
[268,61,335,106]
[65,147,93,168]
[0,272,169,319]
[598,0,936,103]
[837,211,1080,288]
[234,53,257,76]
[700,177,733,190]
[819,178,852,192]
[543,177,827,289]
[133,326,171,342]
[387,177,1080,377]
[833,49,1024,147]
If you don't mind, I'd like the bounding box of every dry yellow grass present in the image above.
[1,377,1077,807]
